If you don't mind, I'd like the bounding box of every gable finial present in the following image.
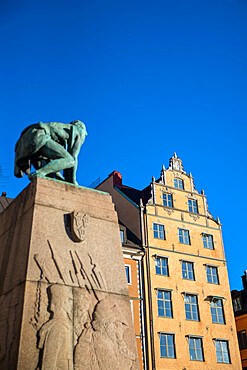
[169,152,184,173]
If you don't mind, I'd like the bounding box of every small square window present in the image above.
[206,266,219,284]
[163,193,173,208]
[125,265,131,284]
[184,294,199,321]
[179,229,190,245]
[182,261,195,280]
[215,340,230,363]
[160,333,175,358]
[237,330,247,350]
[153,223,165,240]
[157,290,172,318]
[202,234,214,249]
[155,257,169,276]
[120,230,125,243]
[188,199,198,214]
[233,298,242,312]
[210,299,225,324]
[188,337,204,361]
[174,178,184,190]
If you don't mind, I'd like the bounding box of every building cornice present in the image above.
[153,182,201,196]
[146,212,220,231]
[147,245,227,264]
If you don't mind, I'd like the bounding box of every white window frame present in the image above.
[153,222,165,240]
[206,265,219,285]
[188,199,198,214]
[202,233,214,249]
[174,178,184,190]
[181,261,195,280]
[178,228,190,245]
[125,264,132,285]
[155,256,169,276]
[162,192,173,208]
[120,229,125,243]
[233,297,242,312]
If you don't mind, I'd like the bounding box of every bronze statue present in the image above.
[14,120,87,185]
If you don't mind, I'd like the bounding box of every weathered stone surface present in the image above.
[0,178,139,369]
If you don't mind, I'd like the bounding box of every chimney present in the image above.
[242,271,247,290]
[1,192,6,197]
[112,171,122,187]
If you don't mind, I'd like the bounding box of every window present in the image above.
[238,330,247,350]
[160,333,175,358]
[215,340,230,364]
[120,230,125,243]
[206,266,219,284]
[174,178,184,190]
[125,265,131,284]
[188,199,198,214]
[155,257,168,276]
[210,299,225,324]
[233,298,242,312]
[153,223,165,239]
[188,337,204,361]
[157,290,172,318]
[163,193,173,207]
[179,229,190,245]
[182,261,194,280]
[202,234,214,249]
[184,294,199,321]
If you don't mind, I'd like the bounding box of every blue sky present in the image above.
[1,0,246,289]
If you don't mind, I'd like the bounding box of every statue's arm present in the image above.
[66,126,86,184]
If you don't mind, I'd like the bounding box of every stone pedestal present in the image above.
[0,178,139,369]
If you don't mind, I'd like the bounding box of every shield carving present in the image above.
[70,211,90,242]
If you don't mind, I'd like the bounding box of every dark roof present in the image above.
[141,185,152,204]
[119,220,141,246]
[116,185,142,205]
[0,196,13,213]
[116,184,152,206]
[119,221,142,250]
[125,226,141,246]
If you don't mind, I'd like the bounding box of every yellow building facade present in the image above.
[97,155,241,369]
[141,154,241,369]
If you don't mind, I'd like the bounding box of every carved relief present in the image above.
[70,212,90,242]
[75,296,137,370]
[163,207,174,216]
[189,213,200,221]
[32,286,136,369]
[37,285,73,370]
[31,238,137,369]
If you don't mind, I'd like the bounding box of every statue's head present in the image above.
[48,284,73,315]
[70,120,87,136]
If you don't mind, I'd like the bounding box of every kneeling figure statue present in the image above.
[14,120,87,185]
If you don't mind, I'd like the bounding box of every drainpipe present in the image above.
[140,198,148,369]
[145,209,156,369]
[138,258,147,370]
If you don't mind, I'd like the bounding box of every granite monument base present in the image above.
[0,178,139,369]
